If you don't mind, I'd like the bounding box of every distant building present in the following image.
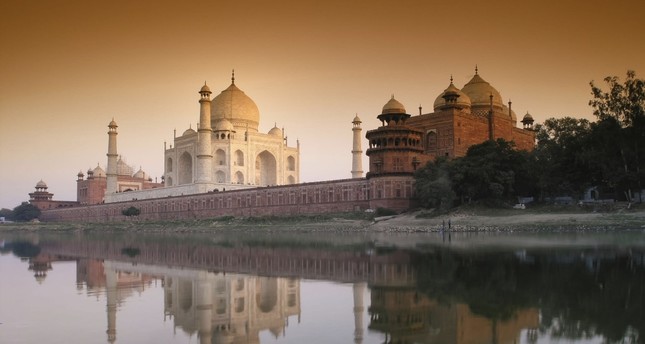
[28,180,78,210]
[75,162,162,205]
[366,68,535,178]
[103,71,300,203]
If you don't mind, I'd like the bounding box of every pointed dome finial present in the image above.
[231,69,235,84]
[450,74,454,84]
[391,94,395,99]
[475,64,478,75]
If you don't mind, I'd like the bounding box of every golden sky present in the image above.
[1,0,644,208]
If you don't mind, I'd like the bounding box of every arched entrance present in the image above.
[255,151,277,186]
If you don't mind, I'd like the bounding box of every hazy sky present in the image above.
[1,0,644,209]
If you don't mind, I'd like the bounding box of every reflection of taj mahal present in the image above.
[162,272,300,344]
[100,261,301,344]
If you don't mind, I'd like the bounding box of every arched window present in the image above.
[215,170,226,183]
[255,151,277,186]
[178,152,192,185]
[287,175,295,184]
[287,156,295,171]
[216,149,226,166]
[166,157,173,172]
[166,176,173,186]
[426,131,438,153]
[235,171,244,184]
[235,150,244,166]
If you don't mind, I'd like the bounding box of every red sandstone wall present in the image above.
[41,176,416,222]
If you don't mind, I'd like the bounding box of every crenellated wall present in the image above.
[40,176,416,222]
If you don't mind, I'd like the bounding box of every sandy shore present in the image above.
[369,208,645,232]
[1,207,644,233]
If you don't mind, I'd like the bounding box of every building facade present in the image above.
[366,69,535,178]
[28,180,78,210]
[75,162,163,205]
[103,72,300,203]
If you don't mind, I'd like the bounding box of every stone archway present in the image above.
[255,277,278,313]
[178,152,193,185]
[255,151,277,186]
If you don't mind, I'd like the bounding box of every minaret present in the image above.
[106,119,118,194]
[195,82,213,183]
[353,282,366,344]
[105,267,117,344]
[351,115,363,178]
[195,273,213,344]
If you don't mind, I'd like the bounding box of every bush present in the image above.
[121,206,141,217]
[375,207,397,216]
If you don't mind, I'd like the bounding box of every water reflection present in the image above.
[1,232,644,344]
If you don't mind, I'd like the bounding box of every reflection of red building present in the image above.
[28,180,78,210]
[368,286,539,344]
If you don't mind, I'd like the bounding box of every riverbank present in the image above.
[1,204,644,233]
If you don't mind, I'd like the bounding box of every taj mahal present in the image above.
[79,71,301,205]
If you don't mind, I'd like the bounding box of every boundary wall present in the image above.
[40,176,416,222]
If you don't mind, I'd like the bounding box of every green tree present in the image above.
[590,70,645,202]
[532,117,593,200]
[450,139,528,204]
[414,157,455,211]
[0,208,13,220]
[12,202,41,222]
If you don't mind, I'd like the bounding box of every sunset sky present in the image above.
[1,0,644,209]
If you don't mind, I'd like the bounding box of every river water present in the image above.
[1,229,644,344]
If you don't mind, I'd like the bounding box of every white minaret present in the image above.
[106,119,118,194]
[353,282,366,344]
[195,83,213,183]
[105,267,117,344]
[351,115,363,178]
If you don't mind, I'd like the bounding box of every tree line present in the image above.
[415,71,645,209]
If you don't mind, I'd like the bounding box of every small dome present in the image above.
[108,119,118,128]
[214,119,235,132]
[352,115,361,123]
[522,112,534,122]
[36,180,47,188]
[117,158,134,176]
[199,83,211,94]
[211,77,260,132]
[461,72,504,108]
[182,127,197,136]
[93,165,106,178]
[433,82,472,110]
[87,168,93,175]
[382,96,406,114]
[133,167,147,179]
[77,170,84,177]
[268,125,282,137]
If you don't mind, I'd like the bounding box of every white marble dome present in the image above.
[214,119,235,132]
[211,80,260,132]
[268,125,282,137]
[433,82,472,111]
[461,73,504,109]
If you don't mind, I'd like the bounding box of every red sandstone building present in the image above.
[76,161,162,205]
[28,180,78,210]
[366,70,535,178]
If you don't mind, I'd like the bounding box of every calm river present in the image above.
[1,229,644,344]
